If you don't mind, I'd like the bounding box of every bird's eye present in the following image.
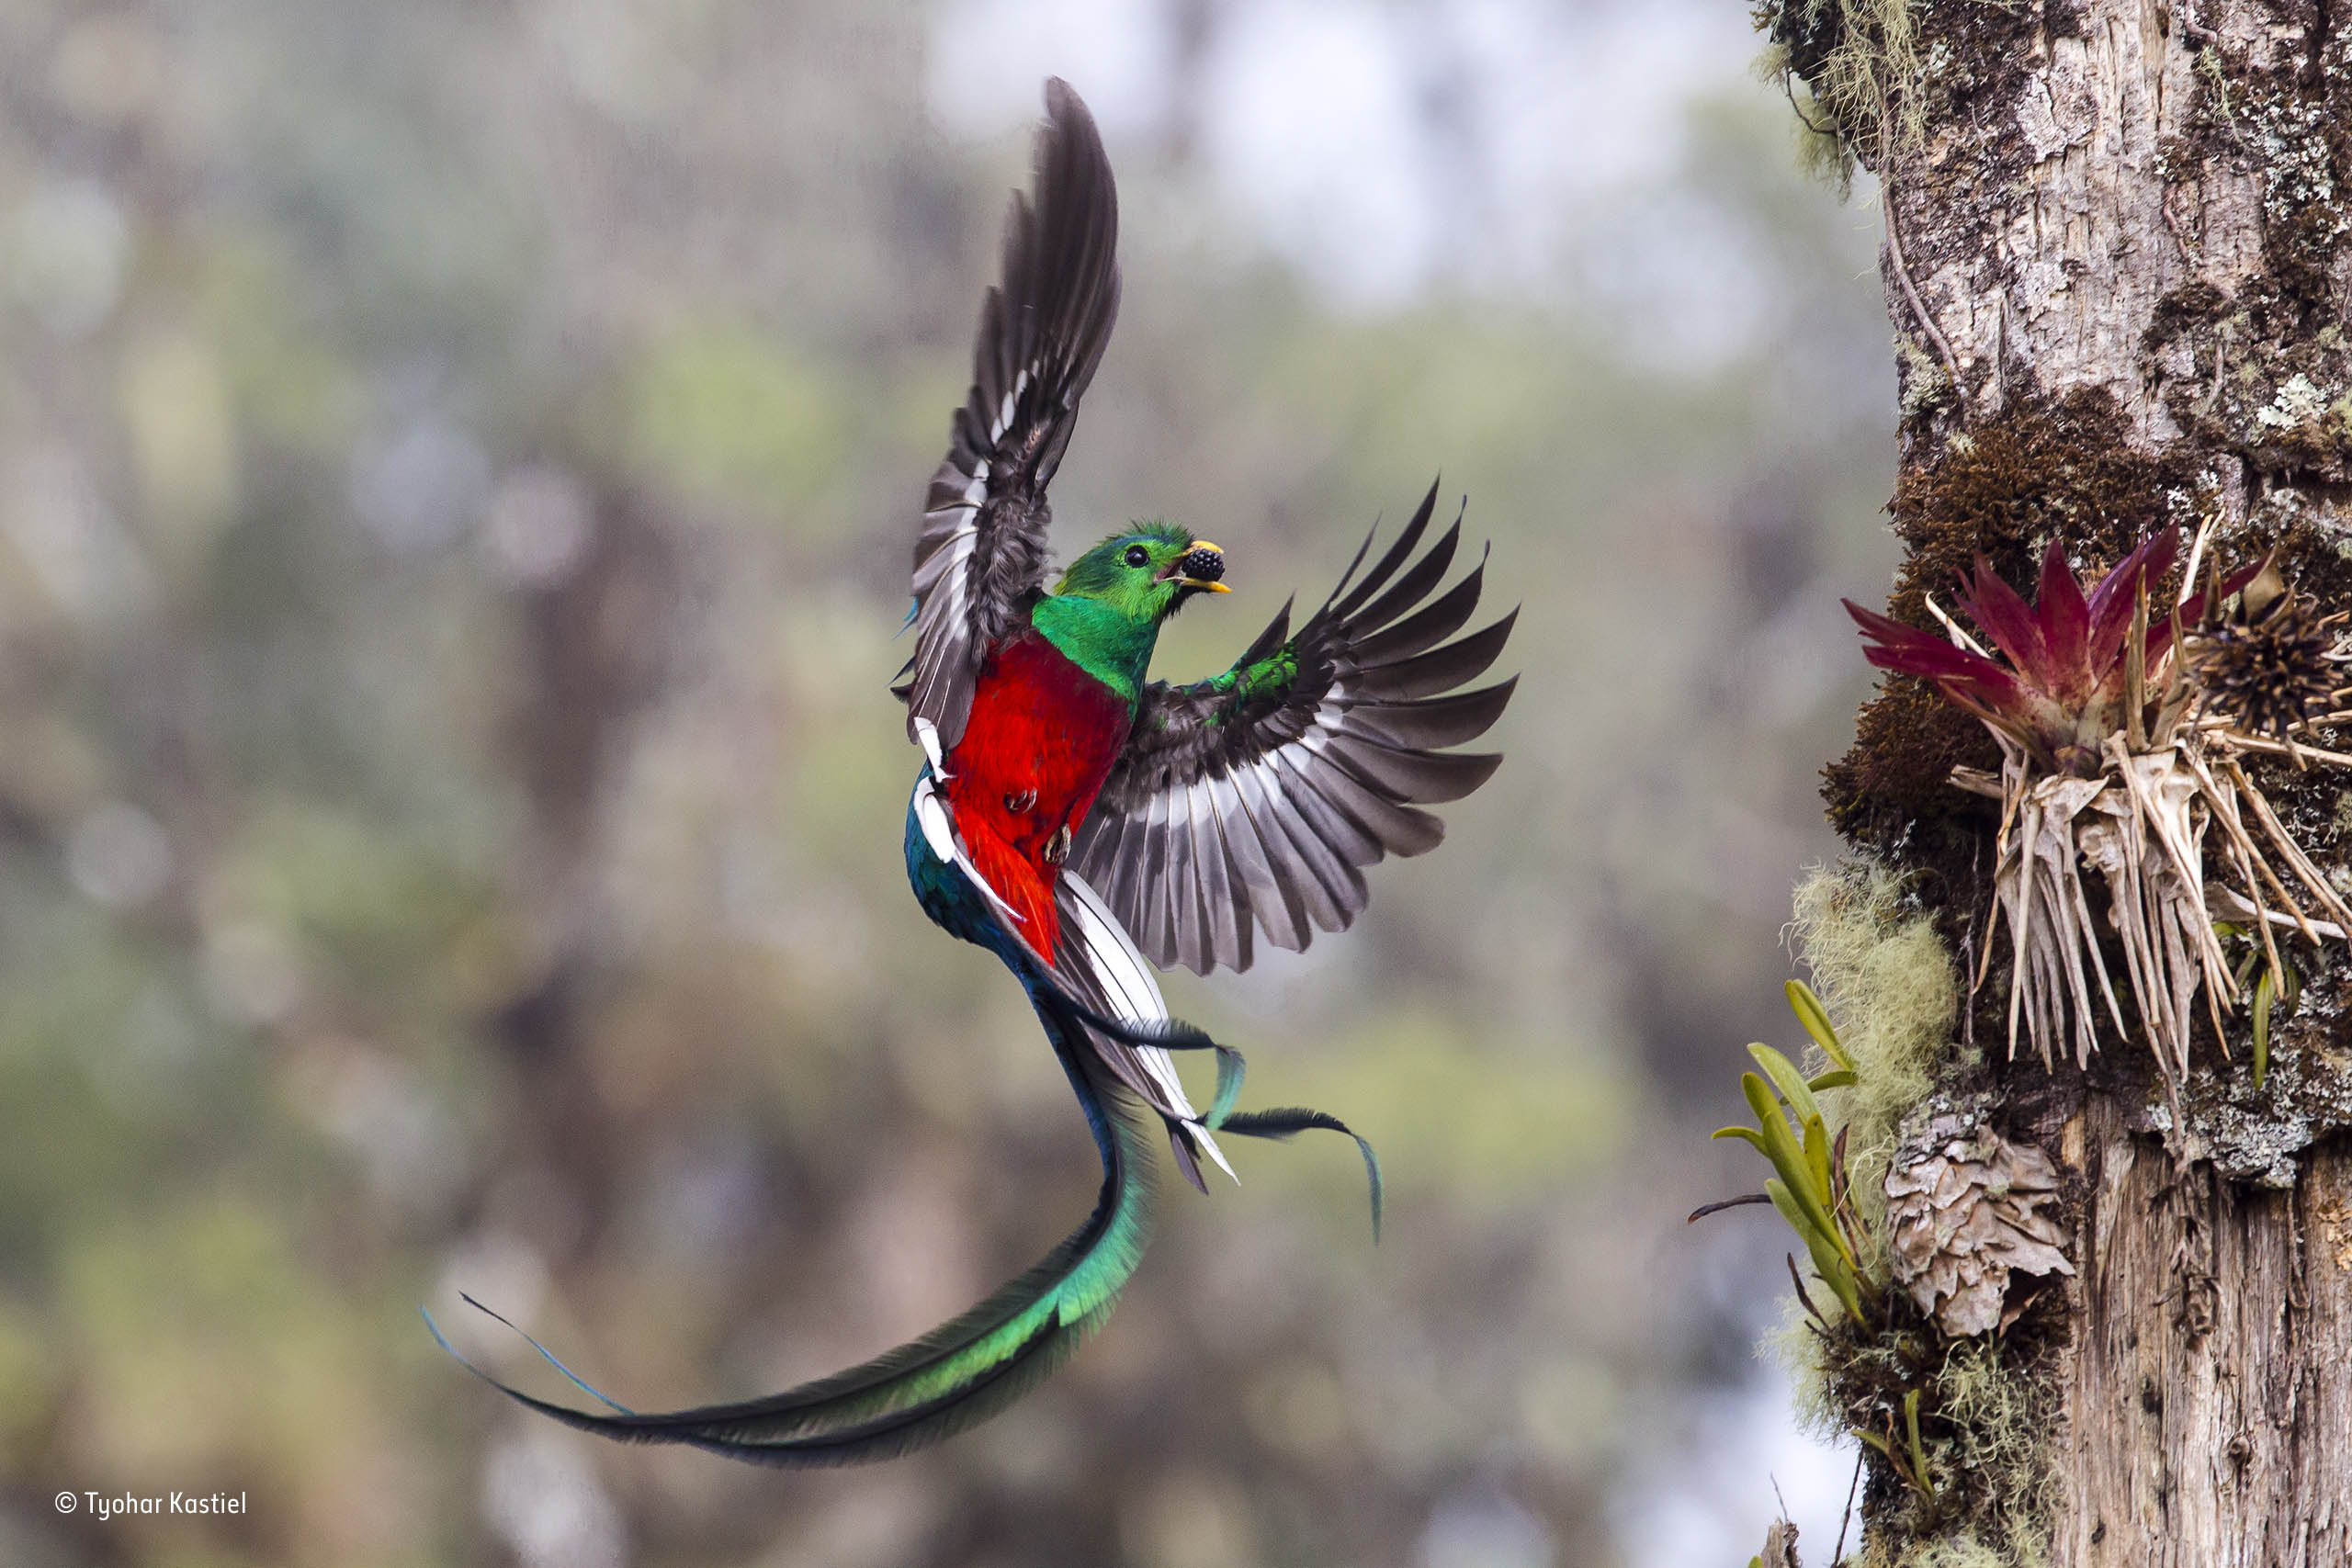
[1124,545,1150,568]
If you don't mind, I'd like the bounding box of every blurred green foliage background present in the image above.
[0,1,1899,1562]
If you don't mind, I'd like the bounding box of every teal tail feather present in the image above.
[1216,1107,1385,1244]
[431,1050,1159,1467]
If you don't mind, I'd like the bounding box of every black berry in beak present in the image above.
[1177,544,1228,591]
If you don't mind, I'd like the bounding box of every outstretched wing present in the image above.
[906,77,1122,749]
[1069,481,1517,975]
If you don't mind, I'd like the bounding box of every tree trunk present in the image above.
[1773,0,2352,1562]
[2053,1099,2352,1565]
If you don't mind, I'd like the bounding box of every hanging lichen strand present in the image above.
[1847,527,2352,1078]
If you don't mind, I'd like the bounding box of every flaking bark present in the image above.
[2050,1097,2352,1565]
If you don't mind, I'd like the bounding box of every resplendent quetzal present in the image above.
[433,78,1513,1466]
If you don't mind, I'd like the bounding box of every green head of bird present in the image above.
[1055,524,1229,625]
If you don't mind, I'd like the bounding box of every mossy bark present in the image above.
[1782,0,2352,1562]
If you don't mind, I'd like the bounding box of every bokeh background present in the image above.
[0,1,1904,1563]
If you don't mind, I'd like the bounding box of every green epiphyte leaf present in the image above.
[1784,979,1852,1070]
[2253,965,2273,1089]
[1903,1389,1935,1500]
[1766,1179,1860,1324]
[1801,1115,1837,1230]
[1747,1043,1823,1129]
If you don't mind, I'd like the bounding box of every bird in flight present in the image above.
[435,77,1514,1465]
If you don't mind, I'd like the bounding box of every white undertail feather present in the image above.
[913,716,951,778]
[1061,870,1236,1183]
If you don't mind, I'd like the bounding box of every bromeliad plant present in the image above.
[1848,528,2352,1077]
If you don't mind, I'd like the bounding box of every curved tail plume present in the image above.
[428,982,1381,1463]
[430,988,1159,1467]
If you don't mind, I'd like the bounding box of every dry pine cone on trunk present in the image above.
[1886,1115,2074,1337]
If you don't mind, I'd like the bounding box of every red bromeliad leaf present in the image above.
[1843,598,2075,761]
[1959,554,2059,695]
[2033,543,2092,705]
[1844,529,2262,776]
[2084,531,2176,676]
[1845,602,2023,715]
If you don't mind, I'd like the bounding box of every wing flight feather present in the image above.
[905,80,1122,748]
[1069,480,1517,975]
